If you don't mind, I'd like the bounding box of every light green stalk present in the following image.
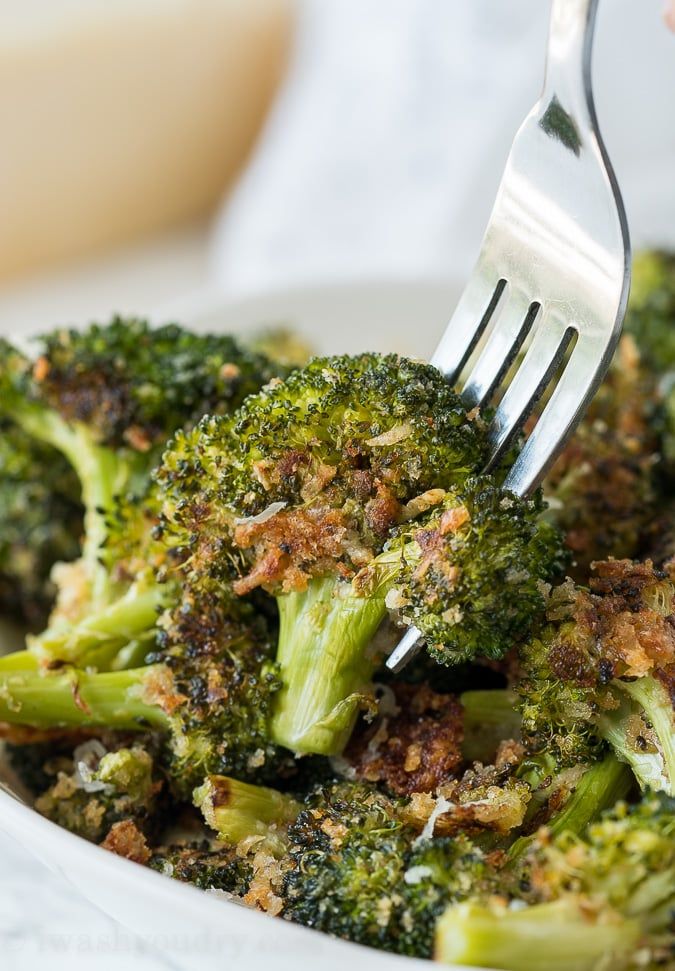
[194,775,300,845]
[435,898,640,971]
[270,576,389,755]
[508,754,633,861]
[0,663,168,731]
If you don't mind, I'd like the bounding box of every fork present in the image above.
[386,0,630,673]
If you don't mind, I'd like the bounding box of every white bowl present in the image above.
[0,277,484,971]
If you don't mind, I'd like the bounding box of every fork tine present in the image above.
[430,276,506,383]
[501,339,609,495]
[484,313,574,470]
[461,292,541,408]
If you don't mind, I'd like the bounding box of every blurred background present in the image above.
[0,0,673,328]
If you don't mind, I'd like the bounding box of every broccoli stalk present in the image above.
[194,775,300,844]
[271,577,389,753]
[508,753,634,861]
[0,664,168,731]
[5,392,139,607]
[460,689,521,762]
[436,898,641,971]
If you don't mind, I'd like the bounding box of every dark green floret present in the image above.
[0,422,82,627]
[149,842,253,894]
[156,354,563,756]
[383,479,566,665]
[282,781,489,959]
[0,319,282,666]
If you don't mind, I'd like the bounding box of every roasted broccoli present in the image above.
[34,738,164,844]
[0,319,281,665]
[0,422,83,627]
[195,774,491,958]
[436,794,675,971]
[0,602,286,798]
[541,337,660,577]
[156,353,563,755]
[517,559,675,794]
[149,842,253,894]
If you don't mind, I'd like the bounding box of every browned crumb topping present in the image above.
[140,665,187,715]
[346,684,464,796]
[101,819,151,864]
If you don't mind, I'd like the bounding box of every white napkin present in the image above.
[212,0,675,296]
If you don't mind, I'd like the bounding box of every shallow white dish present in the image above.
[0,277,488,971]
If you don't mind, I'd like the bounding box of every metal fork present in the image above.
[387,0,630,673]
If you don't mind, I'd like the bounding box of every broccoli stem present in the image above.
[435,898,641,971]
[508,754,633,861]
[29,582,166,665]
[0,664,168,731]
[599,677,675,796]
[270,576,388,755]
[460,690,521,762]
[194,775,300,845]
[9,402,142,608]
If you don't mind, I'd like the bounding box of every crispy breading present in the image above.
[346,684,464,796]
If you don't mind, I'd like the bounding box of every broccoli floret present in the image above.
[0,603,287,798]
[542,337,661,578]
[149,842,253,894]
[156,353,563,756]
[0,422,83,627]
[436,794,675,971]
[194,774,493,954]
[378,480,566,666]
[517,560,675,794]
[0,319,282,665]
[282,781,490,958]
[34,738,163,844]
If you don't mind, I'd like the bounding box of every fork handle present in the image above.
[545,0,599,112]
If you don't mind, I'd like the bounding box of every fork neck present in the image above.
[543,0,599,118]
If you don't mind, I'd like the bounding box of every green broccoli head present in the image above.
[283,780,490,958]
[32,318,282,451]
[517,560,675,792]
[437,794,675,971]
[0,421,83,626]
[34,738,163,844]
[149,842,253,894]
[156,352,488,587]
[542,336,661,578]
[151,588,290,796]
[0,318,283,666]
[380,478,566,665]
[156,355,563,756]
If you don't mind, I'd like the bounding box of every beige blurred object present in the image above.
[0,0,294,282]
[666,0,675,30]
